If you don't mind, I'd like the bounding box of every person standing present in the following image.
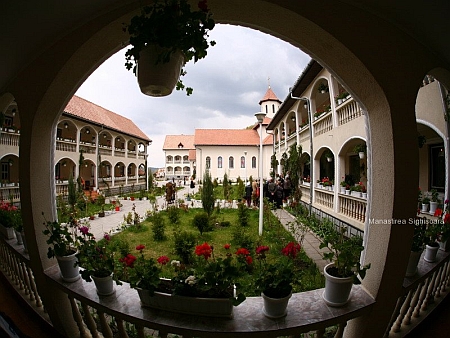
[252,179,258,206]
[267,178,276,205]
[245,182,253,207]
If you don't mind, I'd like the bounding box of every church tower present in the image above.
[259,84,282,118]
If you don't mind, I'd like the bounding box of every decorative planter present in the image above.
[429,202,438,215]
[15,230,23,245]
[92,274,115,296]
[351,191,361,198]
[137,45,185,97]
[421,203,429,213]
[424,243,439,263]
[0,224,16,240]
[137,288,234,318]
[323,263,354,307]
[345,189,350,195]
[405,250,422,277]
[262,292,292,318]
[340,187,346,194]
[358,152,365,159]
[56,251,80,282]
[439,239,450,252]
[326,157,333,162]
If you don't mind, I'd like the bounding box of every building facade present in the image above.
[0,95,151,200]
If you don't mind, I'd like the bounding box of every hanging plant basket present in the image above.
[137,45,185,97]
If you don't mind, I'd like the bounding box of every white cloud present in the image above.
[76,24,310,167]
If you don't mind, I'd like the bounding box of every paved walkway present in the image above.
[88,184,328,272]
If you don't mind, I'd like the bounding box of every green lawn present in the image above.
[110,206,324,296]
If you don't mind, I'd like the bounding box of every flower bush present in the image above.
[77,230,120,283]
[254,242,301,298]
[0,201,18,228]
[42,213,84,258]
[171,242,247,305]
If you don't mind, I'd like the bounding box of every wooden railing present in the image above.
[315,188,334,209]
[336,98,362,126]
[386,250,450,337]
[338,194,367,223]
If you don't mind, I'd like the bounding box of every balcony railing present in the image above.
[1,132,20,147]
[386,250,450,337]
[336,98,362,126]
[56,140,76,152]
[315,187,334,209]
[313,113,332,137]
[0,186,20,202]
[99,148,112,156]
[299,126,310,144]
[338,194,367,223]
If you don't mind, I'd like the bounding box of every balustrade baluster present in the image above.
[413,279,429,318]
[116,319,129,338]
[335,321,347,338]
[315,328,325,338]
[69,296,89,337]
[82,303,100,338]
[392,290,413,332]
[403,284,421,325]
[98,310,113,338]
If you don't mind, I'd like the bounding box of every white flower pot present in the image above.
[15,230,23,245]
[421,203,429,213]
[429,202,438,215]
[359,152,365,159]
[262,292,292,318]
[340,187,346,194]
[323,263,353,307]
[137,45,185,97]
[56,251,80,282]
[92,274,115,296]
[424,243,439,263]
[0,224,16,240]
[345,189,350,195]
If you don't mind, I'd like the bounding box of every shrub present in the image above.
[166,206,180,224]
[173,230,197,264]
[201,171,215,216]
[237,202,249,227]
[232,226,254,250]
[193,212,212,235]
[150,212,166,241]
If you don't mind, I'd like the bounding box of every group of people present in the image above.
[243,172,292,209]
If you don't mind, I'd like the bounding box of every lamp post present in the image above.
[255,112,266,236]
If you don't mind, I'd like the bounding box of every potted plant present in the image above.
[340,179,348,194]
[0,200,17,240]
[424,219,440,262]
[324,150,333,162]
[421,195,430,213]
[353,143,367,159]
[125,242,246,318]
[437,201,450,251]
[254,242,300,318]
[317,82,329,94]
[42,214,83,282]
[406,217,426,276]
[429,189,440,214]
[77,230,119,295]
[319,221,370,306]
[11,209,23,245]
[123,0,216,96]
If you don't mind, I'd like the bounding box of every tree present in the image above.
[201,171,215,216]
[223,173,230,200]
[148,169,154,192]
[285,143,303,198]
[270,154,279,179]
[68,174,77,212]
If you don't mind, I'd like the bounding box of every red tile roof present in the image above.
[163,135,195,150]
[195,129,265,146]
[188,149,196,160]
[259,86,281,105]
[64,96,151,142]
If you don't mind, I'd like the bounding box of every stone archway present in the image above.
[6,2,446,336]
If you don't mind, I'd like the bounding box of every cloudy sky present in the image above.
[75,24,310,168]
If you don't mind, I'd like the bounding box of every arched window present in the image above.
[241,156,245,168]
[252,156,257,168]
[206,156,211,169]
[166,155,173,162]
[229,156,234,169]
[218,156,222,168]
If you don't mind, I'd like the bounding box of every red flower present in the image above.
[79,226,89,235]
[245,255,253,265]
[444,213,450,224]
[281,242,301,259]
[120,254,136,267]
[195,242,212,260]
[157,256,170,265]
[103,233,111,241]
[256,245,270,255]
[434,208,443,217]
[136,244,145,251]
[235,248,250,256]
[224,243,231,250]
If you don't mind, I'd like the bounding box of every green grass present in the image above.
[110,206,325,296]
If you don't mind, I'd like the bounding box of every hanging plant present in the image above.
[123,0,216,96]
[418,134,427,148]
[317,82,329,93]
